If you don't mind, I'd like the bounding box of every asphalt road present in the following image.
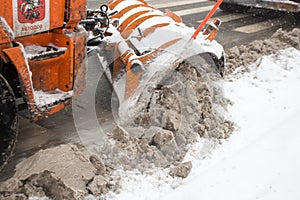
[1,0,299,182]
[89,0,300,48]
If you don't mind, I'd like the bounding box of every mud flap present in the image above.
[0,74,18,172]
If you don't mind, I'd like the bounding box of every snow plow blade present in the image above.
[77,0,225,123]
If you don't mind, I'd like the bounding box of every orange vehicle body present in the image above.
[106,0,184,98]
[0,0,87,121]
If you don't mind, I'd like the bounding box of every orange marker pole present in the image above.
[190,0,223,40]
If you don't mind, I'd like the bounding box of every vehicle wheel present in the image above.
[219,2,249,13]
[0,74,18,172]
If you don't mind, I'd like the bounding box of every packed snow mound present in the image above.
[90,55,233,173]
[225,28,300,76]
[0,144,119,200]
[127,59,232,139]
[105,43,300,200]
[163,47,300,200]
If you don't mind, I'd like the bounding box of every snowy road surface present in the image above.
[106,48,300,199]
[164,48,300,200]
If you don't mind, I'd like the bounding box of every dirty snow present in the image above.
[105,47,300,200]
[33,89,73,108]
[2,31,300,200]
[1,2,299,198]
[95,49,232,173]
[91,0,231,175]
[225,28,300,76]
[0,144,119,199]
[24,44,67,60]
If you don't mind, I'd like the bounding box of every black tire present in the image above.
[219,2,249,13]
[0,74,18,172]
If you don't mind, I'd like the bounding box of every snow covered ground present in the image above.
[107,47,300,200]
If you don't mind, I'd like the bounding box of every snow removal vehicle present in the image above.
[0,0,87,171]
[0,0,225,170]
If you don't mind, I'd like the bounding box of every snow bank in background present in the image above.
[108,48,300,200]
[225,28,300,76]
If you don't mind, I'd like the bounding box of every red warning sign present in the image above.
[18,0,45,24]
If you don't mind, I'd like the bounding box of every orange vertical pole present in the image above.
[191,0,223,40]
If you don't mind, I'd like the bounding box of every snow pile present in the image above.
[90,52,233,174]
[164,47,300,200]
[0,144,119,200]
[86,0,232,175]
[1,21,299,200]
[105,47,300,200]
[225,28,300,76]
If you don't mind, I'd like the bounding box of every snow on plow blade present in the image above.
[71,1,230,171]
[114,36,225,123]
[104,0,225,121]
[75,0,225,126]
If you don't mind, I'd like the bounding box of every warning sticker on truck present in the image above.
[13,0,50,37]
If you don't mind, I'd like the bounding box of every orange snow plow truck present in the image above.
[0,0,225,170]
[0,0,87,169]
